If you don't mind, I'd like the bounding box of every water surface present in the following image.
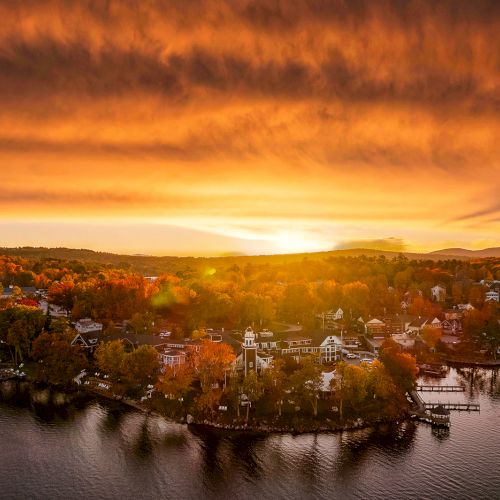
[0,368,499,500]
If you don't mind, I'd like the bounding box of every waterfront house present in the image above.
[159,349,187,369]
[71,332,101,353]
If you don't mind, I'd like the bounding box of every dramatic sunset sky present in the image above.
[1,0,499,255]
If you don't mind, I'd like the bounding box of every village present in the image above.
[1,262,498,432]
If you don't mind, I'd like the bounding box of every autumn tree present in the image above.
[289,356,323,417]
[192,340,235,417]
[240,371,264,424]
[122,345,160,389]
[156,364,194,401]
[379,338,418,392]
[262,359,287,417]
[421,325,442,350]
[32,332,88,386]
[6,320,30,364]
[331,362,367,420]
[225,369,243,418]
[95,340,127,382]
[48,280,75,314]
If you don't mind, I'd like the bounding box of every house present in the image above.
[279,332,341,363]
[365,318,386,335]
[38,300,68,317]
[255,330,280,351]
[391,333,416,350]
[159,349,187,369]
[75,318,103,334]
[1,286,37,299]
[442,319,462,335]
[485,291,499,302]
[407,317,429,333]
[317,308,344,330]
[428,317,442,329]
[431,285,446,302]
[71,332,101,353]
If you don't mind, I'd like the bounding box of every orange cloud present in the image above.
[0,0,498,253]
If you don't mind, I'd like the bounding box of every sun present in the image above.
[270,230,328,255]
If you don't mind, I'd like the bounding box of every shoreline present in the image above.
[85,387,407,435]
[446,358,500,368]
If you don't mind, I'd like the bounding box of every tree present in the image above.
[421,325,442,350]
[122,345,160,389]
[192,341,235,417]
[225,369,243,418]
[156,364,194,401]
[32,332,88,386]
[95,340,127,382]
[289,356,323,417]
[192,341,236,390]
[262,359,287,417]
[6,320,29,364]
[48,280,75,314]
[379,338,418,392]
[331,362,367,420]
[241,371,264,424]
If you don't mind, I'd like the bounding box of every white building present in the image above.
[159,349,187,369]
[75,318,103,334]
[431,285,446,302]
[485,291,499,302]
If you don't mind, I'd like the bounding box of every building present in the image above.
[280,332,341,363]
[234,327,273,376]
[71,332,101,353]
[431,285,446,302]
[159,349,187,370]
[391,333,416,350]
[485,291,499,302]
[74,318,103,334]
[365,318,386,335]
[318,308,344,330]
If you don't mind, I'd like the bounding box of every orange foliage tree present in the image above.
[379,338,418,392]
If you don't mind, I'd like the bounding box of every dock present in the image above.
[416,385,465,392]
[424,402,480,412]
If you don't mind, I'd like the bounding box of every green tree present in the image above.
[95,340,127,382]
[122,345,160,389]
[262,359,287,417]
[289,356,323,417]
[32,332,88,386]
[241,371,264,424]
[6,320,30,364]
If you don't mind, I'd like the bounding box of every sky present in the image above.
[0,0,499,256]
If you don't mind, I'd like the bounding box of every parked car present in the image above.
[346,353,357,359]
[360,358,373,364]
[160,331,171,338]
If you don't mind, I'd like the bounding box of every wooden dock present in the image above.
[424,402,480,412]
[416,385,465,392]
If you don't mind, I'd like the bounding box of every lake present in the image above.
[0,367,499,500]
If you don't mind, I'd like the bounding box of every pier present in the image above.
[416,385,465,392]
[424,402,480,412]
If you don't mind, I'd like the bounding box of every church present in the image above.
[234,327,273,376]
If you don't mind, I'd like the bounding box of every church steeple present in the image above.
[242,327,257,376]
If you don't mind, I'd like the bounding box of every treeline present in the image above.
[1,254,499,336]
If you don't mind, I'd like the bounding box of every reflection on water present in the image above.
[0,368,499,500]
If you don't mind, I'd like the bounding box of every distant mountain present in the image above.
[429,247,500,258]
